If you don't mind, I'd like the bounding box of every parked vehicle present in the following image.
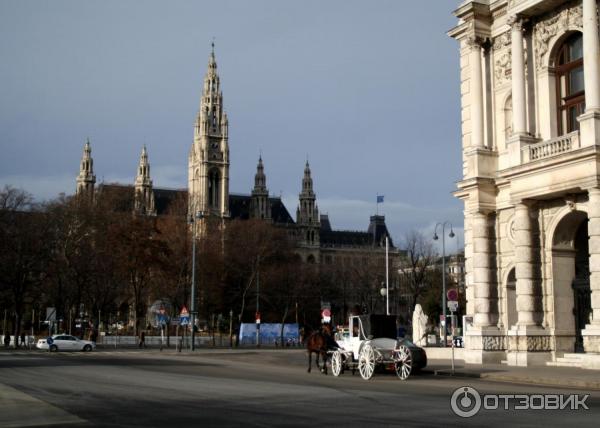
[36,335,96,352]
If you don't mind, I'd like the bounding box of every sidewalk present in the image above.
[428,358,600,390]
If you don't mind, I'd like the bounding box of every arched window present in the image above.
[208,169,220,209]
[556,33,584,135]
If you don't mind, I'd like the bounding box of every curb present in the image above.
[434,369,600,391]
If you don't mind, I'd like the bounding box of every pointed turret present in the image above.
[76,138,96,200]
[134,145,156,215]
[189,42,230,219]
[251,156,270,220]
[297,160,320,248]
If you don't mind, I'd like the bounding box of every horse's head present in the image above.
[321,324,332,336]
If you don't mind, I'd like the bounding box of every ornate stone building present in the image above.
[75,45,398,270]
[450,0,600,368]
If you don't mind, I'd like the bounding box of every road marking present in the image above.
[0,383,84,427]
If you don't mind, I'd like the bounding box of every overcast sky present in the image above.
[0,0,464,253]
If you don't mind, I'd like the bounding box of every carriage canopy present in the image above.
[356,315,397,340]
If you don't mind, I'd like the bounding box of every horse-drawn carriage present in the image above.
[329,314,427,380]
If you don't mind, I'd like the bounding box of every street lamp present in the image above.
[379,286,388,315]
[433,221,455,347]
[189,210,204,351]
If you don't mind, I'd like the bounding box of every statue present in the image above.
[412,304,428,347]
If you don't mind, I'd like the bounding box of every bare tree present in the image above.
[0,186,49,344]
[398,230,438,314]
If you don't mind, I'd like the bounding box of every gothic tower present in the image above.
[188,43,229,219]
[134,145,156,216]
[250,156,271,221]
[76,138,96,200]
[297,161,320,249]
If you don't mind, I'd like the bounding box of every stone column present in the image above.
[587,188,600,325]
[583,188,600,352]
[472,212,496,327]
[583,0,600,111]
[509,15,527,135]
[468,37,485,148]
[514,202,541,327]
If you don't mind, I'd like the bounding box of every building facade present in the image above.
[75,45,400,280]
[450,0,600,368]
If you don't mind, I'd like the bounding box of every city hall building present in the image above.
[450,0,600,368]
[75,45,399,277]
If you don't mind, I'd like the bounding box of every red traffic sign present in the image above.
[447,288,458,301]
[322,308,331,318]
[180,306,189,317]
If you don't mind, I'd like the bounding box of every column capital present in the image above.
[465,35,486,49]
[507,14,526,31]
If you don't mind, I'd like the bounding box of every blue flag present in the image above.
[377,195,384,203]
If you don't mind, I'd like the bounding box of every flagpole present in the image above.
[386,236,390,315]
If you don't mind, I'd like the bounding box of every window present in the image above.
[556,33,585,135]
[208,169,220,209]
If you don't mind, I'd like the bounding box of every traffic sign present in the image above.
[447,301,459,312]
[321,308,331,323]
[447,288,458,302]
[180,309,190,326]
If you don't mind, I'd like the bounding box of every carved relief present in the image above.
[482,335,507,351]
[565,195,577,211]
[533,1,583,71]
[526,335,552,351]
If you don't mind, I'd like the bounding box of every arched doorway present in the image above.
[505,268,517,329]
[572,221,592,352]
[551,210,591,353]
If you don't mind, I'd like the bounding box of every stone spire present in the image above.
[134,145,156,215]
[76,138,96,200]
[297,160,319,224]
[189,43,230,219]
[194,41,228,140]
[297,160,320,248]
[251,156,270,220]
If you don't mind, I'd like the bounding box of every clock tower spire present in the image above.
[189,43,229,219]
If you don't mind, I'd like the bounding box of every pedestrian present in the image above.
[138,331,146,348]
[20,332,26,348]
[4,334,10,348]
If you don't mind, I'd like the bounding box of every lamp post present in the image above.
[189,211,204,351]
[433,221,455,347]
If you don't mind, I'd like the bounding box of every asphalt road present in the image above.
[0,348,599,427]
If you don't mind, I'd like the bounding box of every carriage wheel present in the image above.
[394,344,413,380]
[331,351,343,377]
[358,343,375,380]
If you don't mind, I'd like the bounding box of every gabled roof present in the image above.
[228,193,294,224]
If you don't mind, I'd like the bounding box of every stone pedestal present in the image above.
[582,325,600,353]
[464,327,506,364]
[507,134,537,166]
[506,326,552,366]
[578,110,600,147]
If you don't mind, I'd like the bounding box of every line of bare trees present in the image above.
[0,184,449,345]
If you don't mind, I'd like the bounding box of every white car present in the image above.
[36,335,96,352]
